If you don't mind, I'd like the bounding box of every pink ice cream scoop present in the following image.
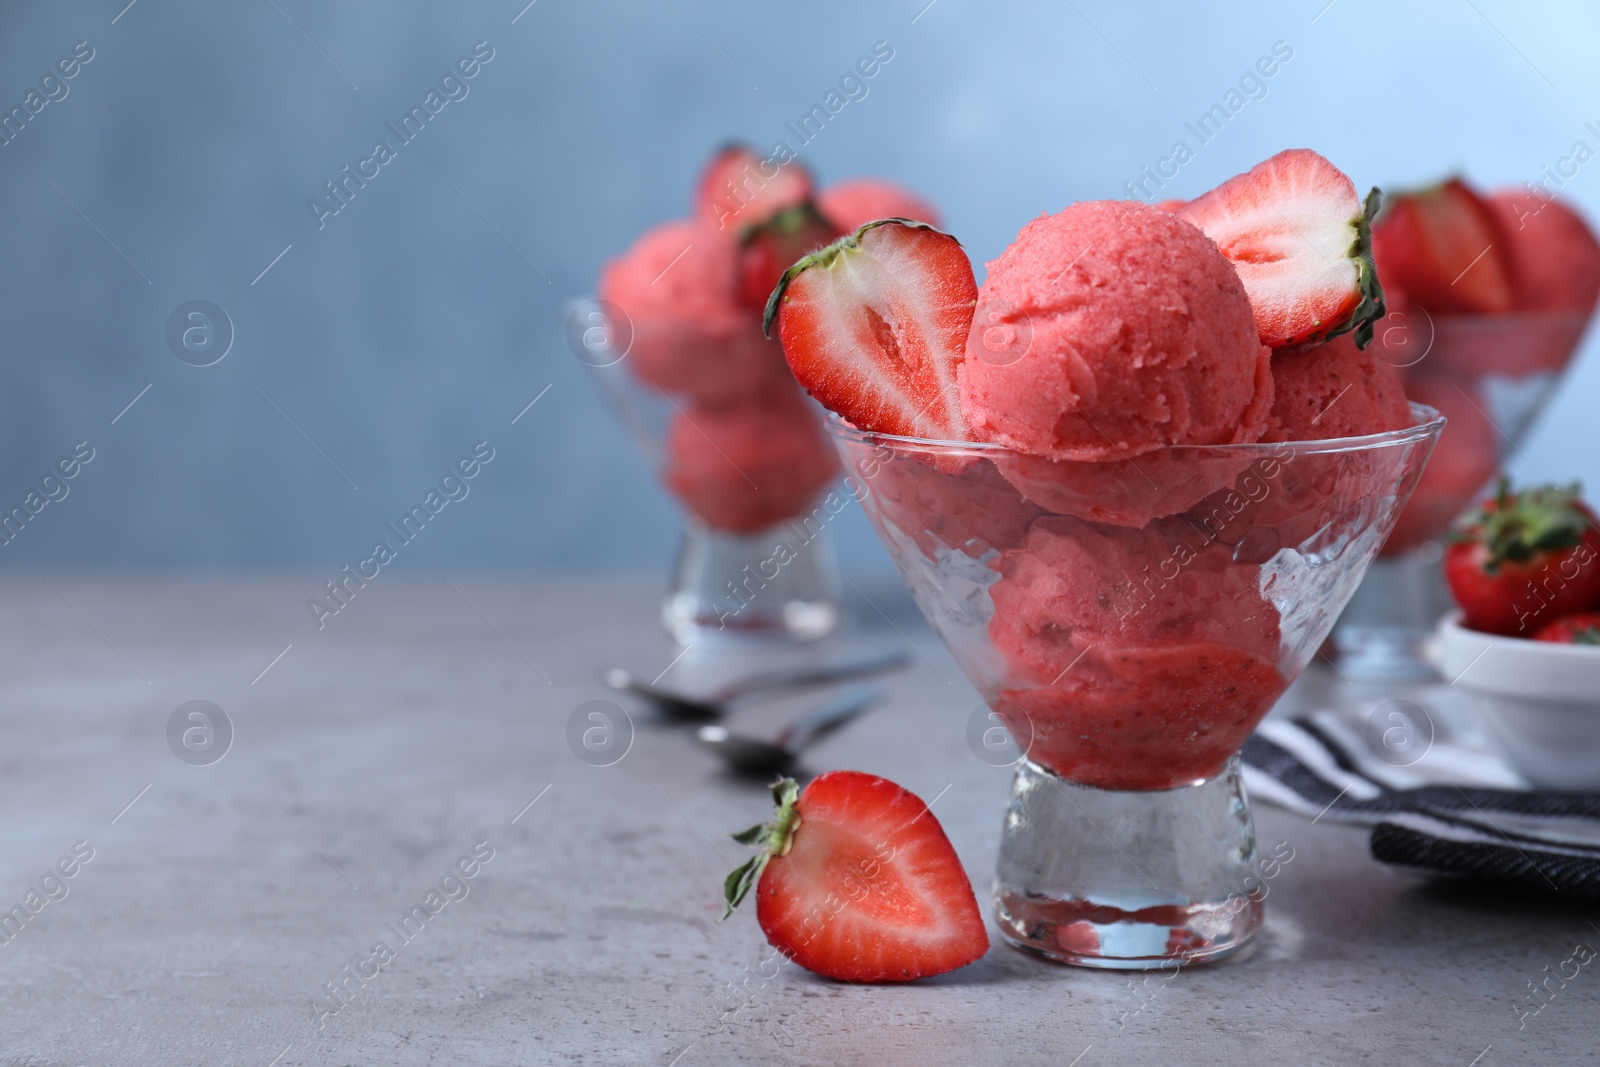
[958,201,1274,461]
[817,178,941,232]
[1260,333,1413,443]
[1488,189,1600,314]
[995,643,1287,791]
[1382,373,1498,555]
[987,514,1282,688]
[598,219,789,406]
[663,382,839,534]
[867,453,1042,561]
[986,512,1286,790]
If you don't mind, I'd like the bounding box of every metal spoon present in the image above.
[695,686,883,776]
[604,648,908,722]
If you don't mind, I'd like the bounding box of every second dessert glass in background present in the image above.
[572,296,842,645]
[580,145,946,646]
[1331,180,1600,678]
[1334,308,1588,676]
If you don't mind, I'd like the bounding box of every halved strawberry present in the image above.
[1179,149,1386,348]
[722,773,988,983]
[1371,179,1517,314]
[764,219,977,440]
[737,203,841,311]
[696,143,814,234]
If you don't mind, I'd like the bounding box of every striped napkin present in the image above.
[1241,712,1600,902]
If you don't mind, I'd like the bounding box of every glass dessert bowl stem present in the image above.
[574,308,846,647]
[995,756,1261,969]
[664,517,841,646]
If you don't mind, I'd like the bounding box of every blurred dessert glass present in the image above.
[1332,308,1586,677]
[571,296,842,645]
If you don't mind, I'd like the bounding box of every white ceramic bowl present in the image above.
[1436,611,1600,790]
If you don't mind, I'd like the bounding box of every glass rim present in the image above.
[824,402,1445,458]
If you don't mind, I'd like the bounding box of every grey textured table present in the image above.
[1,575,1594,1066]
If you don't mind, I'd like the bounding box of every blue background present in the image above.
[2,0,1597,574]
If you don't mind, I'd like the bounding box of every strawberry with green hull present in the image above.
[1533,613,1600,645]
[722,773,988,983]
[1179,149,1386,348]
[696,143,814,234]
[738,203,842,312]
[1371,178,1517,314]
[1444,480,1600,636]
[764,219,978,442]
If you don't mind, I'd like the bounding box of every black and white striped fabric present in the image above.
[1241,715,1600,902]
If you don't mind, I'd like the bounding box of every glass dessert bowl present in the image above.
[581,146,949,648]
[828,405,1443,968]
[1334,308,1588,678]
[573,296,843,645]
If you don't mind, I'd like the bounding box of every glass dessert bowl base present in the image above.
[994,757,1263,970]
[663,520,841,646]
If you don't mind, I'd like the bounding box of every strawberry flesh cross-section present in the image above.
[765,219,978,441]
[1180,148,1386,349]
[722,772,989,983]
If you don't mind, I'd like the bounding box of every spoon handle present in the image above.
[776,686,884,752]
[715,649,910,703]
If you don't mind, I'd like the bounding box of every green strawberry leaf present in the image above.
[719,777,803,921]
[1345,188,1387,350]
[1456,478,1591,571]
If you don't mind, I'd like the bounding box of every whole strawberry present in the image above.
[696,143,814,234]
[722,773,988,982]
[1533,612,1600,645]
[1444,480,1600,636]
[738,203,840,312]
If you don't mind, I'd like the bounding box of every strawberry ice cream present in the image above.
[818,179,941,232]
[995,642,1287,790]
[598,219,789,406]
[987,515,1282,686]
[958,202,1273,460]
[986,514,1286,790]
[766,152,1435,798]
[596,149,958,545]
[1382,373,1497,554]
[1260,333,1413,442]
[1488,189,1600,314]
[869,454,1041,561]
[1361,180,1596,559]
[663,382,839,533]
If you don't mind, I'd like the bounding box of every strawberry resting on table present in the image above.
[721,773,988,983]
